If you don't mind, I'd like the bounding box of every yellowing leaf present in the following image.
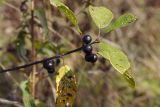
[89,5,113,28]
[56,65,77,107]
[98,42,130,74]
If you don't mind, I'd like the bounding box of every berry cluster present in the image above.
[42,35,97,73]
[43,59,55,73]
[82,35,98,63]
[43,59,60,74]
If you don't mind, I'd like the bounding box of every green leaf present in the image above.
[98,42,130,74]
[36,2,49,37]
[15,31,29,62]
[56,65,77,107]
[58,5,81,33]
[105,13,137,33]
[50,0,81,33]
[89,5,113,28]
[20,80,36,107]
[123,71,135,88]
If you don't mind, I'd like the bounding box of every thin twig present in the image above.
[0,41,99,73]
[31,0,37,98]
[0,98,23,107]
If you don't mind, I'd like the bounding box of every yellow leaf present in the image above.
[56,65,77,107]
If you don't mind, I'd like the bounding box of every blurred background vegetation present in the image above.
[0,0,160,107]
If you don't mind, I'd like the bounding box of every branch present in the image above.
[31,0,36,98]
[0,98,23,107]
[0,41,99,73]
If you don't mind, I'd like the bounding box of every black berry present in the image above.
[83,44,92,54]
[82,35,92,44]
[56,58,61,66]
[20,1,28,12]
[47,69,55,74]
[85,53,98,63]
[43,59,55,73]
